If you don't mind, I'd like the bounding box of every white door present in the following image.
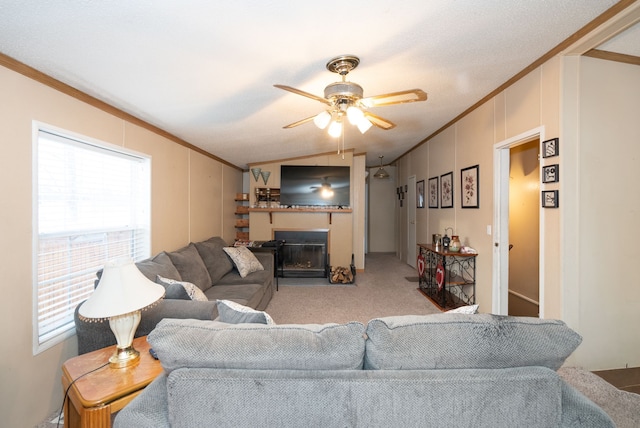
[407,175,417,268]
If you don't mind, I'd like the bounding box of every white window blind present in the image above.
[34,128,151,352]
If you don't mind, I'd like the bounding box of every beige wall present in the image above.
[393,54,640,370]
[368,165,396,252]
[0,65,241,426]
[562,57,640,370]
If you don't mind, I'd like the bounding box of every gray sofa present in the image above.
[74,236,275,354]
[114,313,614,428]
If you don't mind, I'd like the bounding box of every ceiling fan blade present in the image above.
[360,89,427,107]
[364,112,396,130]
[282,115,316,129]
[274,84,331,105]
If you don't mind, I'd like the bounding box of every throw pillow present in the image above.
[222,246,264,278]
[194,237,234,284]
[157,275,208,302]
[216,299,274,325]
[446,304,479,314]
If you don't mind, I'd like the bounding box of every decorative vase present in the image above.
[251,167,262,182]
[449,235,461,252]
[260,170,271,185]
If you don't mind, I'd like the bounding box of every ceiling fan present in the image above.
[274,55,427,137]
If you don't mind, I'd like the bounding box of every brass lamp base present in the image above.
[109,345,140,368]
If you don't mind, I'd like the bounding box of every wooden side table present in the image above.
[61,336,163,428]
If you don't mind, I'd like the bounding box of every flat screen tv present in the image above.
[280,165,350,207]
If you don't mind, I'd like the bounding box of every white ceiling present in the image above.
[0,1,636,169]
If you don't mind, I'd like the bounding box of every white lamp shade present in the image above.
[313,111,331,129]
[357,117,373,134]
[79,258,165,320]
[328,120,343,138]
[346,106,364,125]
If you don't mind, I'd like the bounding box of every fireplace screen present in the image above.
[274,231,328,278]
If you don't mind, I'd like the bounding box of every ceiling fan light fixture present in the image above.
[357,117,373,134]
[328,120,342,138]
[313,111,331,129]
[346,105,364,125]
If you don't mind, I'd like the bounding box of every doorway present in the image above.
[508,140,540,316]
[492,127,545,317]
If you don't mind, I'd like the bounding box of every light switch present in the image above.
[486,225,492,235]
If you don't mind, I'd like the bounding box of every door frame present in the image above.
[492,126,546,316]
[407,175,417,268]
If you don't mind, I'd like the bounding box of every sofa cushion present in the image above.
[194,237,234,284]
[446,304,479,314]
[166,243,212,291]
[135,252,182,282]
[148,318,366,372]
[157,275,208,302]
[222,246,264,278]
[364,313,582,371]
[216,299,274,325]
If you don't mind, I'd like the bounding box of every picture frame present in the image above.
[542,138,559,158]
[416,180,425,208]
[460,164,479,208]
[440,172,453,208]
[542,164,559,183]
[428,176,439,208]
[542,190,559,208]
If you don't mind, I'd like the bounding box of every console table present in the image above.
[417,244,477,311]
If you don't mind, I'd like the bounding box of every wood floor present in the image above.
[593,367,640,394]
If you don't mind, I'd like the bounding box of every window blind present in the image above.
[35,129,151,348]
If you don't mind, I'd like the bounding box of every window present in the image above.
[33,126,151,353]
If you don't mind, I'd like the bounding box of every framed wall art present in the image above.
[460,164,479,208]
[542,138,559,158]
[542,164,559,183]
[542,190,559,208]
[428,176,439,208]
[440,172,453,208]
[416,180,425,208]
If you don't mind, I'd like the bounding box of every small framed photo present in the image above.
[440,172,453,208]
[460,165,479,208]
[428,176,439,208]
[416,180,425,208]
[542,138,559,158]
[542,164,559,183]
[542,190,559,208]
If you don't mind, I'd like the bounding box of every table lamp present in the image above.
[78,258,165,368]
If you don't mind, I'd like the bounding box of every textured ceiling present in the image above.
[0,1,635,169]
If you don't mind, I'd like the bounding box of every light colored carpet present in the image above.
[265,252,441,325]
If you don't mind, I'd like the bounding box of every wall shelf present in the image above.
[249,207,352,224]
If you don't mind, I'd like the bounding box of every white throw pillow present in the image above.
[222,246,264,278]
[156,275,208,302]
[446,304,479,314]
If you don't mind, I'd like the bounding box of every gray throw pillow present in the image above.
[216,299,274,325]
[167,243,212,291]
[364,313,582,371]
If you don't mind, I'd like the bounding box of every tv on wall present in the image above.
[280,165,350,207]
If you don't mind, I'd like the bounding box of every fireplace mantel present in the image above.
[249,207,352,224]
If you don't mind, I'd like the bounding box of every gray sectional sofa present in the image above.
[114,313,614,428]
[74,236,275,354]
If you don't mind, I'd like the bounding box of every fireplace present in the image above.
[274,230,328,278]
